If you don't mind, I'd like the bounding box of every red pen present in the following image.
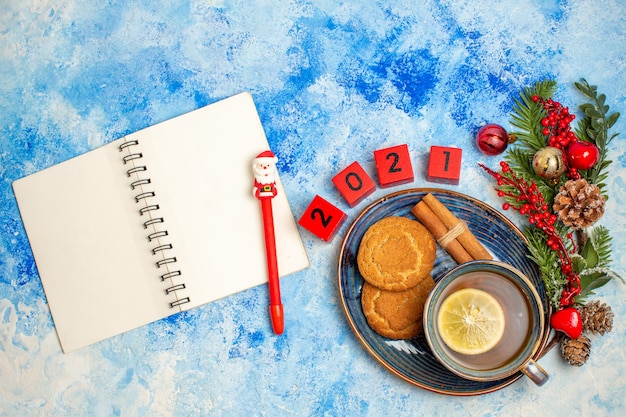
[252,150,284,334]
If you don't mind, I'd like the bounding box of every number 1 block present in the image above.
[427,146,462,185]
[298,195,347,241]
[332,161,376,207]
[374,144,414,188]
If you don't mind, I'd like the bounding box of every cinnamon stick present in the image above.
[422,193,492,260]
[411,201,473,264]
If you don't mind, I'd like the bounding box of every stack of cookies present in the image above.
[357,216,436,339]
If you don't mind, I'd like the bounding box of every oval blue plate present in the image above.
[337,188,552,396]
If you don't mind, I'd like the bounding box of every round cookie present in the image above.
[357,216,436,291]
[360,276,435,339]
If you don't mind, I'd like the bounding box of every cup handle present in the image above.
[521,359,549,386]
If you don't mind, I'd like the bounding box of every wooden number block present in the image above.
[374,144,414,188]
[332,161,376,207]
[298,195,347,241]
[427,146,462,185]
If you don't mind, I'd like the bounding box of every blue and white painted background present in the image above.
[1,1,625,416]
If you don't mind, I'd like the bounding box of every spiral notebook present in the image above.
[13,92,309,353]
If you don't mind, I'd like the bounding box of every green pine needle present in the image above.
[509,80,557,152]
[523,226,567,308]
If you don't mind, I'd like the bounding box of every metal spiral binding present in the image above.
[119,137,189,309]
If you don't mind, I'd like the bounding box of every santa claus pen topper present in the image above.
[252,150,284,334]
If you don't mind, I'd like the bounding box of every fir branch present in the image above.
[503,147,534,189]
[524,226,567,308]
[509,80,557,152]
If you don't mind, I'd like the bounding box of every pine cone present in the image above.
[553,179,605,229]
[580,300,614,335]
[560,335,591,366]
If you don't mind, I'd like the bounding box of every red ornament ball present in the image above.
[565,141,599,170]
[476,124,510,155]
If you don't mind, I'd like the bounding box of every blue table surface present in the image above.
[1,1,625,416]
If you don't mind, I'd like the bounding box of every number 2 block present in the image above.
[332,161,376,207]
[298,195,347,241]
[427,146,462,185]
[374,144,414,188]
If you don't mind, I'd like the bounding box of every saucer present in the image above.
[337,188,552,395]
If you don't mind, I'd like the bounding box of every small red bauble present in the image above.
[476,124,510,156]
[565,141,599,170]
[550,307,583,339]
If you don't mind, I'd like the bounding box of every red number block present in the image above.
[374,144,414,188]
[332,161,376,207]
[427,146,462,185]
[298,195,347,241]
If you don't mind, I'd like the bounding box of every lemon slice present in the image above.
[437,288,505,355]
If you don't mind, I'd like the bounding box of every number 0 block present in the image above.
[298,195,347,241]
[427,146,462,185]
[332,161,376,207]
[374,144,414,188]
